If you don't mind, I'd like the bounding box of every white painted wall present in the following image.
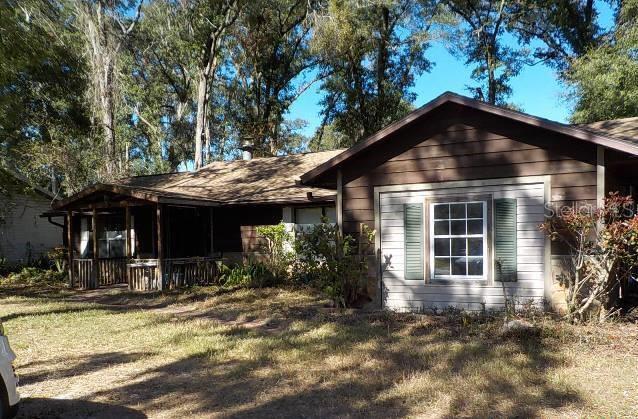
[378,179,547,311]
[0,192,62,263]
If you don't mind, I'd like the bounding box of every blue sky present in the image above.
[288,2,616,137]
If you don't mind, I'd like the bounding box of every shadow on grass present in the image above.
[19,352,153,386]
[440,335,579,418]
[16,397,147,419]
[0,305,127,323]
[0,282,243,309]
[87,312,580,417]
[0,283,240,324]
[4,286,583,417]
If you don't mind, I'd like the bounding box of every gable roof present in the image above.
[53,150,343,210]
[300,92,638,184]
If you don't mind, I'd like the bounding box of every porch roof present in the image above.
[52,150,344,210]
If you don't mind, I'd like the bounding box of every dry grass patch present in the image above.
[0,284,636,418]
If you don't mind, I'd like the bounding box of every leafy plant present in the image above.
[541,192,638,322]
[219,261,276,289]
[48,247,68,273]
[1,267,66,286]
[293,222,375,307]
[256,223,294,281]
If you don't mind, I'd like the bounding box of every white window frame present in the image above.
[97,215,126,259]
[429,200,488,281]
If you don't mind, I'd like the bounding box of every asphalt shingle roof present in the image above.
[577,117,638,144]
[112,149,344,205]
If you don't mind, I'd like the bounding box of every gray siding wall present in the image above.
[0,193,61,263]
[379,180,546,311]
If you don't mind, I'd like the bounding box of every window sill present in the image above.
[428,278,490,286]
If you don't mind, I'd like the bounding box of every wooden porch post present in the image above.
[337,169,343,235]
[209,207,214,256]
[91,207,98,289]
[156,204,164,291]
[67,210,74,288]
[125,203,131,290]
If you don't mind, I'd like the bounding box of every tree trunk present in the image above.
[194,40,222,169]
[194,70,208,169]
[192,1,239,169]
[101,76,116,177]
[76,0,141,180]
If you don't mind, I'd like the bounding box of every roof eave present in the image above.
[52,182,336,210]
[214,194,336,206]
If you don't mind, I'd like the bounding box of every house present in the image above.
[300,93,638,311]
[0,168,62,264]
[51,92,638,311]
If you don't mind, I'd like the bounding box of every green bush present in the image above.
[219,261,276,289]
[255,223,294,281]
[225,221,375,307]
[1,267,66,286]
[293,222,375,308]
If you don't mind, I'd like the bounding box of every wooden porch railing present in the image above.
[128,259,160,291]
[98,258,128,286]
[72,258,128,289]
[163,257,220,289]
[73,259,94,289]
[72,257,221,291]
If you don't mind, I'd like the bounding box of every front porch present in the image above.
[65,196,221,291]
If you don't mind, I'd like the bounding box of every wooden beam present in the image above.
[125,204,131,290]
[53,183,160,210]
[158,197,220,207]
[214,208,215,256]
[91,207,98,289]
[67,210,74,288]
[156,204,164,291]
[66,199,150,211]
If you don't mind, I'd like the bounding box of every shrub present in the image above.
[0,252,57,277]
[255,223,294,281]
[48,247,68,273]
[219,261,276,289]
[541,193,638,322]
[1,267,66,286]
[293,222,375,308]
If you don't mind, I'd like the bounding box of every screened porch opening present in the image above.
[68,203,219,291]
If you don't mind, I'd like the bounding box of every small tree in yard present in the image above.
[294,222,375,308]
[255,223,294,281]
[541,193,638,323]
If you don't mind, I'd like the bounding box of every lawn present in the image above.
[0,284,636,418]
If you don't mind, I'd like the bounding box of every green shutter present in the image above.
[494,198,517,282]
[404,203,424,280]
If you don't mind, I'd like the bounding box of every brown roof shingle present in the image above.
[577,117,638,144]
[112,149,344,205]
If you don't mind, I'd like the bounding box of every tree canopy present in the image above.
[0,0,628,195]
[567,0,638,123]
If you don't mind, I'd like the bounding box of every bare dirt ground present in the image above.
[0,284,637,418]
